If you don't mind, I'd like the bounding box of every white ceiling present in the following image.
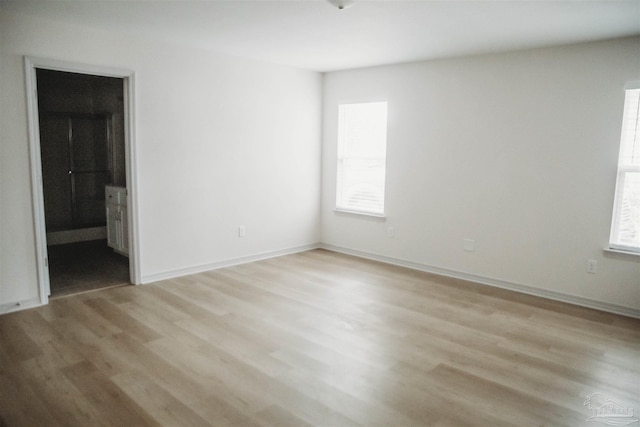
[2,0,639,72]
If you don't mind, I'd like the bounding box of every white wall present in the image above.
[321,37,640,313]
[0,11,322,309]
[2,8,638,316]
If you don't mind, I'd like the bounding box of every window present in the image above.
[609,85,640,253]
[336,101,388,216]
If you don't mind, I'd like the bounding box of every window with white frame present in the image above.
[336,101,388,216]
[609,84,640,253]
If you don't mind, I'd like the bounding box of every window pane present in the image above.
[341,158,386,213]
[612,171,640,248]
[339,102,387,158]
[619,89,640,167]
[337,102,388,215]
[610,88,640,252]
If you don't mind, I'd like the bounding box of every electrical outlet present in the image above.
[463,238,475,252]
[238,226,246,238]
[387,226,395,238]
[587,259,597,274]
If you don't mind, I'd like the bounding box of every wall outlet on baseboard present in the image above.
[587,259,597,274]
[238,225,246,238]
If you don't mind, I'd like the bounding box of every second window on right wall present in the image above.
[610,84,640,253]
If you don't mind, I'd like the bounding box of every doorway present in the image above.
[36,68,129,296]
[25,57,139,304]
[36,70,129,296]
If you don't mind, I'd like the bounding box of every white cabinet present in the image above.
[105,185,128,256]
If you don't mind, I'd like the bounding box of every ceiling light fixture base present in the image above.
[327,0,354,10]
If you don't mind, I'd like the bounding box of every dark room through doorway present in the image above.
[37,69,130,296]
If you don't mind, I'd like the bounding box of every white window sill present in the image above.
[604,247,640,257]
[334,208,386,220]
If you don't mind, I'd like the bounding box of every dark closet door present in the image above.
[40,113,112,231]
[70,115,111,227]
[40,116,73,231]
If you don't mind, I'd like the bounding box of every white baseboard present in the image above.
[47,227,107,246]
[5,243,636,319]
[319,243,640,319]
[141,243,321,284]
[0,297,43,315]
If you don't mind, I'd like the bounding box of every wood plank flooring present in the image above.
[1,249,638,426]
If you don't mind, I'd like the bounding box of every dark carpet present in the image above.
[47,239,130,297]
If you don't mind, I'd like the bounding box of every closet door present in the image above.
[40,116,73,231]
[70,115,111,228]
[40,113,113,231]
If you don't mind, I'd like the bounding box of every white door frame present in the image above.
[24,56,141,305]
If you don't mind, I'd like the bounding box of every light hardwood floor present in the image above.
[1,249,638,426]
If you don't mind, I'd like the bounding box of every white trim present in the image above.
[46,227,106,246]
[24,57,50,307]
[122,70,142,285]
[23,56,141,313]
[333,208,387,220]
[319,243,640,319]
[337,96,389,105]
[624,80,640,90]
[25,57,133,79]
[0,297,43,315]
[142,244,320,284]
[604,247,640,257]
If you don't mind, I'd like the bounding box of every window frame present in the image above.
[335,100,389,217]
[608,82,640,255]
